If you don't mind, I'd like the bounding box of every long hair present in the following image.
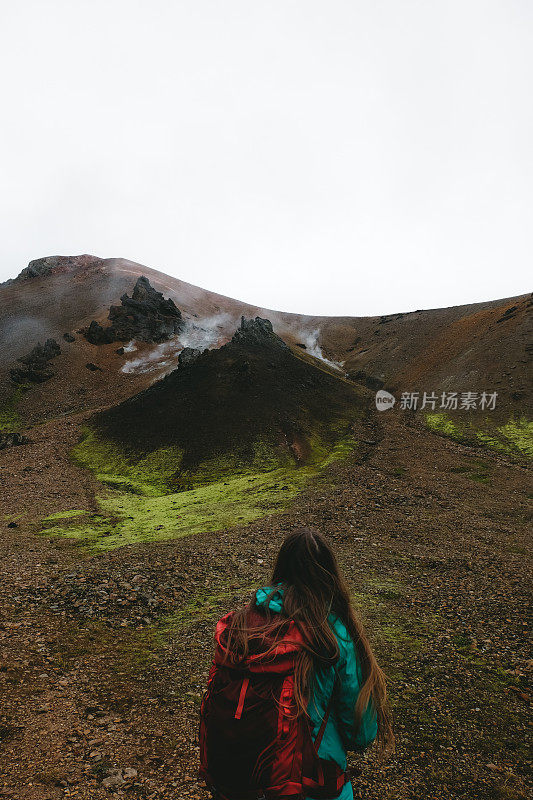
[221,527,395,755]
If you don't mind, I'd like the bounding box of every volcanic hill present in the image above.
[84,315,367,494]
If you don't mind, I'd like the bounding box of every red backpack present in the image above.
[198,607,349,800]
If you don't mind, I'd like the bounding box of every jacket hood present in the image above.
[255,583,344,635]
[255,583,285,613]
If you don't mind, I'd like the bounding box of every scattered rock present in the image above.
[0,432,29,450]
[345,338,362,353]
[86,362,103,372]
[0,395,530,800]
[63,332,75,342]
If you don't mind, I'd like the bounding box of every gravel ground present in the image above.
[0,411,531,800]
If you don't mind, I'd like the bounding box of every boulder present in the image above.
[231,316,289,350]
[82,276,183,344]
[0,432,29,450]
[84,320,115,345]
[178,347,202,368]
[10,366,55,383]
[10,338,61,384]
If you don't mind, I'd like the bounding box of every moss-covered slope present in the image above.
[49,318,369,550]
[425,413,533,459]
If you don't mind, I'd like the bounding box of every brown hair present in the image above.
[221,527,394,755]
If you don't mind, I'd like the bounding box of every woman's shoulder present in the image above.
[327,613,362,676]
[327,612,352,643]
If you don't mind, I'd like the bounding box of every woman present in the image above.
[199,527,394,800]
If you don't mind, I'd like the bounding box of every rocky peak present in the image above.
[178,347,204,368]
[231,316,288,350]
[8,255,103,284]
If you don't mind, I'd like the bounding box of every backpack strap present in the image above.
[313,671,338,751]
[306,673,349,794]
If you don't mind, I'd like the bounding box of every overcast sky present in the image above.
[0,1,531,316]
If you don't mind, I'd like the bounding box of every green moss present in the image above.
[42,509,87,522]
[174,444,295,492]
[52,413,360,552]
[72,428,185,496]
[50,619,166,675]
[349,578,440,688]
[43,433,358,551]
[453,635,522,694]
[165,584,257,630]
[50,583,255,698]
[377,622,424,651]
[41,468,295,550]
[482,417,533,458]
[322,436,359,465]
[425,413,465,441]
[0,387,27,432]
[425,413,533,459]
[72,426,311,495]
[469,471,490,483]
[450,459,491,483]
[391,466,406,477]
[0,408,21,432]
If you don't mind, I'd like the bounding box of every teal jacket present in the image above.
[255,585,377,800]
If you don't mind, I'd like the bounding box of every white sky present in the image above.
[0,1,531,316]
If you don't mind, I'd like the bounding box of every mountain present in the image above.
[0,255,531,429]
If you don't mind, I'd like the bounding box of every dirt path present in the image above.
[0,411,531,799]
